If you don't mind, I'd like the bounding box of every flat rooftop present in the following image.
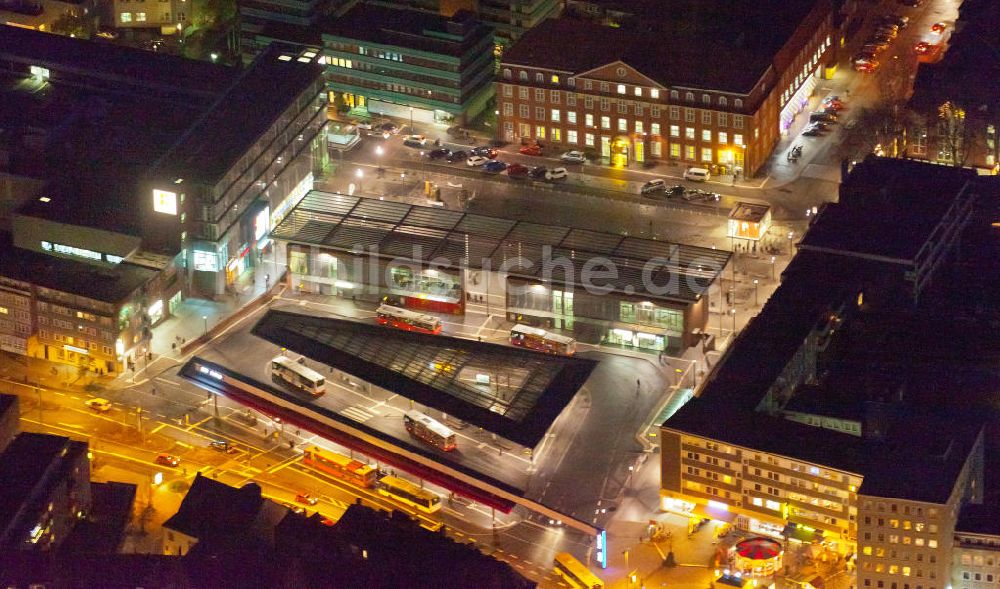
[320,5,492,57]
[663,159,999,504]
[0,233,156,303]
[729,202,770,223]
[272,191,731,303]
[503,0,823,94]
[151,44,324,184]
[252,309,597,447]
[799,158,978,262]
[0,434,83,542]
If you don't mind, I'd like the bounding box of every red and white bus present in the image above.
[376,304,442,335]
[403,410,457,451]
[509,324,577,355]
[302,446,377,488]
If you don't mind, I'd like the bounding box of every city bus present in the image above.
[271,356,325,397]
[377,475,442,513]
[403,410,457,451]
[375,304,442,335]
[509,324,577,355]
[302,446,377,488]
[553,552,604,589]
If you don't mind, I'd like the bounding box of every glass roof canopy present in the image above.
[252,310,598,448]
[271,191,732,303]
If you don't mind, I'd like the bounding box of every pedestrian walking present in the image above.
[636,378,641,396]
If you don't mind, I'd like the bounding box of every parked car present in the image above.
[684,189,721,203]
[545,167,568,181]
[466,156,488,166]
[354,121,373,131]
[641,179,667,194]
[560,150,586,164]
[822,96,844,110]
[470,146,498,158]
[528,166,548,179]
[930,22,946,34]
[914,41,932,54]
[899,0,922,7]
[85,397,112,412]
[519,144,543,156]
[802,124,824,136]
[854,60,879,73]
[866,38,890,52]
[507,163,530,177]
[872,31,894,45]
[665,185,687,198]
[482,160,508,173]
[378,122,399,135]
[877,24,899,38]
[809,111,837,123]
[403,135,426,147]
[295,493,319,506]
[853,50,878,63]
[155,453,180,467]
[445,150,468,163]
[880,14,908,28]
[427,148,451,160]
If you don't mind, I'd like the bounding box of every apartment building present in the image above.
[498,1,835,176]
[661,158,997,570]
[111,0,189,32]
[952,506,1000,589]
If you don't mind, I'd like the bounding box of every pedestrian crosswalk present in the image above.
[340,405,378,423]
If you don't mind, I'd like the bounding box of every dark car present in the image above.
[665,185,686,198]
[427,148,451,160]
[899,0,922,7]
[482,160,508,173]
[470,146,498,158]
[507,163,529,177]
[528,166,547,179]
[378,122,399,134]
[445,150,468,163]
[210,440,235,453]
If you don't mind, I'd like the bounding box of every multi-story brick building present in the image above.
[111,0,189,32]
[498,1,836,176]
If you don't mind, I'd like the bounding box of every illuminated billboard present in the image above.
[153,189,178,215]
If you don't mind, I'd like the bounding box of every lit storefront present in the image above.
[727,203,772,249]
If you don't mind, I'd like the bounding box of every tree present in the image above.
[836,105,912,162]
[935,101,975,167]
[50,12,94,38]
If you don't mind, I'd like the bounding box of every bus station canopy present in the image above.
[252,310,598,448]
[271,191,732,303]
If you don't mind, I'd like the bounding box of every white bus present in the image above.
[271,356,325,397]
[403,410,457,451]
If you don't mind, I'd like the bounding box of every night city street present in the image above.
[0,0,998,586]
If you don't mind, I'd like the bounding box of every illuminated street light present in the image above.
[753,279,759,306]
[202,315,208,335]
[770,256,776,280]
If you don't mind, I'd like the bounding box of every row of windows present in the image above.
[864,547,939,561]
[864,518,934,533]
[959,554,998,567]
[502,91,746,127]
[863,532,939,548]
[862,581,934,589]
[38,316,112,340]
[504,103,746,141]
[37,330,113,355]
[500,69,745,109]
[959,572,996,582]
[863,502,939,518]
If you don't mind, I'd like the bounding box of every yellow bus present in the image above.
[553,552,603,589]
[377,475,441,513]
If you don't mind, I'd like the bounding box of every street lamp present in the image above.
[753,279,759,306]
[409,106,414,134]
[202,315,208,335]
[355,169,364,193]
[787,231,795,256]
[730,307,737,334]
[770,256,776,281]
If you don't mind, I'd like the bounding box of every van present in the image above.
[683,167,711,182]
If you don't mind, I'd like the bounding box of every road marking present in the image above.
[186,416,213,432]
[341,406,375,423]
[55,392,66,397]
[57,422,82,429]
[150,422,168,435]
[175,441,192,448]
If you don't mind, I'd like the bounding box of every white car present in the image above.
[560,150,586,164]
[466,156,489,166]
[545,167,568,180]
[355,121,373,131]
[85,398,112,412]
